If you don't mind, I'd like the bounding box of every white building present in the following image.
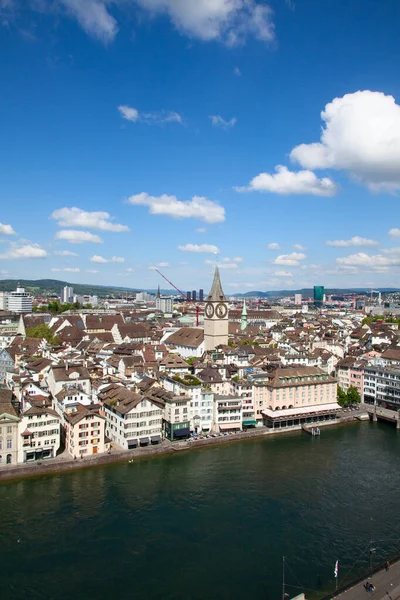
[215,395,243,432]
[156,295,173,313]
[18,406,61,463]
[295,294,302,305]
[61,286,74,303]
[8,287,33,313]
[162,376,215,433]
[0,291,9,310]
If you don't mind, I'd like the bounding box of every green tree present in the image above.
[26,324,60,345]
[337,385,347,407]
[346,385,361,406]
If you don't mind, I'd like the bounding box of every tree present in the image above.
[26,324,60,345]
[346,385,361,406]
[337,386,347,407]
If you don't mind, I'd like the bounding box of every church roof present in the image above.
[206,266,227,303]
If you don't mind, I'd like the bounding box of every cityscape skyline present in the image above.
[1,1,400,290]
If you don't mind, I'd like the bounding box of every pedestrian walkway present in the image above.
[336,560,400,600]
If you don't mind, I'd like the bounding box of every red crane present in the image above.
[155,269,188,300]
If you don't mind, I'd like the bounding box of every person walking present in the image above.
[385,561,390,572]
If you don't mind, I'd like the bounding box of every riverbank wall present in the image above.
[0,415,363,483]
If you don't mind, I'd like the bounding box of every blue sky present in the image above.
[1,0,400,293]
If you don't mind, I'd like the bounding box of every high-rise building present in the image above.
[199,289,204,302]
[314,286,325,307]
[192,290,197,301]
[7,287,33,313]
[186,291,192,301]
[61,286,74,303]
[294,293,302,305]
[156,296,173,313]
[0,291,9,311]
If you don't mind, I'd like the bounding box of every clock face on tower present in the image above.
[216,303,228,319]
[205,303,214,318]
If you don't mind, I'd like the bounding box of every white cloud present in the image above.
[274,252,307,266]
[267,242,280,250]
[238,165,337,196]
[234,67,242,76]
[293,244,305,251]
[54,250,79,256]
[336,252,400,268]
[0,223,16,235]
[210,115,237,129]
[55,230,103,244]
[178,244,219,254]
[90,255,125,263]
[196,227,207,233]
[126,267,134,272]
[389,228,400,238]
[326,236,379,247]
[51,267,80,273]
[290,90,400,192]
[86,269,99,273]
[223,256,243,263]
[51,207,129,232]
[118,105,182,125]
[149,262,170,270]
[274,270,293,277]
[127,193,225,224]
[0,244,48,259]
[59,0,118,43]
[205,259,237,269]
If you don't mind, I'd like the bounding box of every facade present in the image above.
[364,361,400,409]
[156,295,173,313]
[8,287,33,313]
[336,357,365,394]
[162,376,214,432]
[199,289,204,302]
[64,404,106,457]
[215,395,243,432]
[0,348,14,385]
[162,394,191,440]
[204,266,229,351]
[0,291,9,310]
[18,407,61,463]
[47,364,92,397]
[249,366,338,428]
[313,286,324,308]
[0,389,20,465]
[294,294,302,305]
[61,286,74,303]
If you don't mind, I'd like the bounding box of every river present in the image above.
[0,421,399,600]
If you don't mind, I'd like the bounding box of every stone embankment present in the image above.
[0,410,363,482]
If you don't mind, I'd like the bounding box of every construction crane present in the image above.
[155,269,187,300]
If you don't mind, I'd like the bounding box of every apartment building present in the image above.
[64,404,106,457]
[364,361,400,409]
[18,406,61,463]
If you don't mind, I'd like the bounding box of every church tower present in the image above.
[241,299,248,331]
[204,265,229,351]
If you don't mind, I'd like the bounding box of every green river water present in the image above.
[0,421,399,600]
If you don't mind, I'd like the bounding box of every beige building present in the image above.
[18,406,61,463]
[204,266,229,351]
[0,389,20,465]
[64,404,106,457]
[250,366,339,429]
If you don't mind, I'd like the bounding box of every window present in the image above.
[7,426,12,434]
[6,440,12,449]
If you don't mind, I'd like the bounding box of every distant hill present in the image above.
[0,279,141,297]
[233,288,400,298]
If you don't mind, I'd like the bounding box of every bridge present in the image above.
[362,404,400,429]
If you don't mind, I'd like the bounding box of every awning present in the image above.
[139,437,150,445]
[151,435,161,443]
[242,420,257,426]
[127,438,138,448]
[173,427,190,439]
[219,423,241,430]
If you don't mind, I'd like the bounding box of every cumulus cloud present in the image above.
[274,270,293,277]
[0,244,48,259]
[293,244,305,251]
[274,252,307,266]
[389,228,400,238]
[149,262,170,270]
[90,255,125,263]
[267,242,280,250]
[178,244,219,254]
[210,115,237,129]
[54,250,79,256]
[237,165,337,196]
[51,267,80,272]
[223,256,243,263]
[336,252,400,268]
[326,236,379,247]
[0,223,16,235]
[127,193,225,224]
[290,90,400,192]
[118,105,182,125]
[55,230,103,244]
[7,1,275,47]
[51,207,129,232]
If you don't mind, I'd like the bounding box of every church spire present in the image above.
[206,265,227,302]
[241,299,248,331]
[157,284,161,298]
